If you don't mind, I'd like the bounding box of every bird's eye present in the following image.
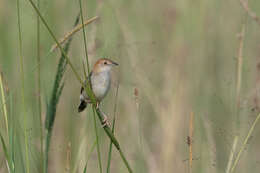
[104,62,107,65]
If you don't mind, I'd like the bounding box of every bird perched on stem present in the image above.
[78,58,118,126]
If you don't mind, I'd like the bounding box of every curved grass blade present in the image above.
[106,84,119,173]
[0,132,13,172]
[27,1,133,172]
[43,14,81,173]
[16,0,30,172]
[83,140,97,173]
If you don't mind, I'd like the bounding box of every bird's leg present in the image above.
[100,110,110,127]
[95,102,109,127]
[102,115,109,127]
[96,101,100,109]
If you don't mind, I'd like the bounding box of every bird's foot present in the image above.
[96,102,100,109]
[101,114,110,127]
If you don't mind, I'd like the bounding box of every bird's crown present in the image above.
[93,58,118,73]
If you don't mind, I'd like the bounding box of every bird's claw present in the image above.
[97,105,109,127]
[101,115,110,127]
[96,102,100,110]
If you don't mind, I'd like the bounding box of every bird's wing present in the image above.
[80,71,93,94]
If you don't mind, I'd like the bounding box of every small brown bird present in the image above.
[78,58,118,125]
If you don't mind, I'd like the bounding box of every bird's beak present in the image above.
[111,61,119,66]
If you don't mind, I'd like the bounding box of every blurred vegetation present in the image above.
[1,0,260,172]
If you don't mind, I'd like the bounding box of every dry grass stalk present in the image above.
[230,113,260,172]
[134,87,139,109]
[239,0,260,26]
[0,72,8,134]
[225,136,238,173]
[188,112,194,173]
[65,142,72,172]
[50,16,99,52]
[236,23,245,109]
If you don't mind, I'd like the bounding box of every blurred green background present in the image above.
[1,0,260,172]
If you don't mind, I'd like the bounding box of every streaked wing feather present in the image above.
[80,71,93,94]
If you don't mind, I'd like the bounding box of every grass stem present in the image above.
[78,0,90,74]
[16,0,30,172]
[0,72,8,135]
[239,0,260,26]
[51,16,98,52]
[106,84,119,173]
[92,109,103,173]
[43,13,81,173]
[189,112,194,173]
[230,113,260,172]
[83,140,97,173]
[28,1,132,172]
[225,136,238,173]
[36,0,43,172]
[79,1,103,172]
[235,20,246,133]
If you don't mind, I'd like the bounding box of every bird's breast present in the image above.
[91,72,111,101]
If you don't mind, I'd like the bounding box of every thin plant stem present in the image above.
[134,87,142,149]
[228,5,248,173]
[235,19,246,134]
[106,83,119,173]
[230,113,260,173]
[28,1,132,172]
[225,136,238,173]
[77,0,90,74]
[82,62,87,80]
[189,112,194,173]
[92,109,103,173]
[79,0,103,172]
[0,73,14,172]
[44,129,52,173]
[36,0,43,172]
[28,0,85,87]
[118,149,132,172]
[9,93,15,173]
[51,16,98,52]
[83,140,97,173]
[239,0,260,26]
[0,131,11,172]
[16,0,30,172]
[43,14,80,173]
[0,73,8,135]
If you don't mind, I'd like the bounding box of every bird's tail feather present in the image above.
[78,100,87,112]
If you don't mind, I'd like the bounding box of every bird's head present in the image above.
[93,58,119,73]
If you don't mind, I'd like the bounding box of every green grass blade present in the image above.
[16,133,26,173]
[0,132,12,172]
[9,127,15,172]
[9,93,15,173]
[36,0,43,171]
[106,84,119,173]
[230,113,260,173]
[106,121,115,173]
[225,136,238,173]
[16,0,30,172]
[83,140,97,173]
[78,0,90,75]
[92,109,103,173]
[0,72,8,135]
[43,14,81,173]
[78,1,103,172]
[27,1,132,172]
[95,108,132,173]
[27,0,84,87]
[83,166,87,173]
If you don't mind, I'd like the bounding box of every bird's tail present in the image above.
[78,100,87,112]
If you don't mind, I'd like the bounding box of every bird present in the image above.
[78,58,118,125]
